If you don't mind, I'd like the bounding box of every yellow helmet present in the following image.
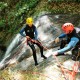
[26,17,33,26]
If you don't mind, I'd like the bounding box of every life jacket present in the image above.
[24,24,36,39]
[67,27,80,46]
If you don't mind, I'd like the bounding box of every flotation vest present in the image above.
[24,24,36,39]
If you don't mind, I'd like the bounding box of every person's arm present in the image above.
[54,33,67,43]
[45,37,79,58]
[20,28,26,37]
[58,33,67,38]
[34,27,38,40]
[57,37,79,54]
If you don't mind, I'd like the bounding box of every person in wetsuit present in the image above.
[46,23,80,61]
[20,17,47,66]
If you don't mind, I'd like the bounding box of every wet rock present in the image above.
[0,44,6,52]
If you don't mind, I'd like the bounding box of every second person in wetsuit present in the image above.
[20,17,47,66]
[45,23,80,61]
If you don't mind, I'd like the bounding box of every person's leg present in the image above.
[57,39,67,56]
[60,39,67,49]
[35,40,47,59]
[28,41,38,66]
[72,46,79,61]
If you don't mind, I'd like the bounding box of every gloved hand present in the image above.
[45,50,58,58]
[54,37,60,43]
[52,51,58,56]
[31,39,38,43]
[31,39,35,42]
[26,36,30,39]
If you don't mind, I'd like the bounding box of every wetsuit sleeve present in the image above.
[34,27,38,40]
[57,37,79,54]
[20,27,26,37]
[59,33,67,38]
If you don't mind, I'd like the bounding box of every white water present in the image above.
[0,34,22,68]
[5,34,21,57]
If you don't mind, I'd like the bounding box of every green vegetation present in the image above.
[0,68,45,80]
[0,2,8,11]
[48,0,80,2]
[0,0,80,45]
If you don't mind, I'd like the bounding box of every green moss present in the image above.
[0,2,8,11]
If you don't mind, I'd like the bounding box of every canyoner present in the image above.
[45,23,80,60]
[20,17,47,66]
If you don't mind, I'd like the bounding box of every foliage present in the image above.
[0,0,40,44]
[48,0,80,2]
[0,2,8,11]
[0,20,5,29]
[0,0,80,45]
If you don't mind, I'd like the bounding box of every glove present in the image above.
[31,39,38,43]
[54,37,60,43]
[52,51,58,56]
[26,36,30,39]
[31,39,36,43]
[45,50,58,58]
[45,49,53,58]
[26,36,31,41]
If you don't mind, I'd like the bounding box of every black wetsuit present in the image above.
[59,28,80,60]
[20,24,46,65]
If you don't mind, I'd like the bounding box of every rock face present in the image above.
[0,44,6,61]
[63,59,80,72]
[0,44,6,52]
[0,14,80,80]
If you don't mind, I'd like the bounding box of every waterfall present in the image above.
[0,34,23,68]
[5,34,21,57]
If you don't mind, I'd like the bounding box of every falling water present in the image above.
[0,34,22,68]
